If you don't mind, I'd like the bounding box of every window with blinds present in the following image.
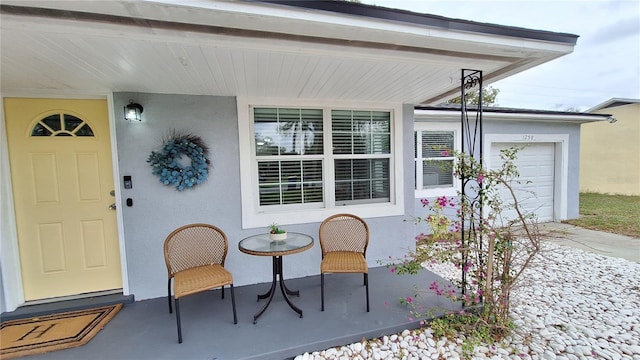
[254,107,324,206]
[415,130,454,189]
[332,110,391,205]
[253,107,392,209]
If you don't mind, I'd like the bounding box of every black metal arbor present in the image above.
[459,69,483,295]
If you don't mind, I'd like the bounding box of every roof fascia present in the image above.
[0,2,576,69]
[255,0,578,45]
[0,4,537,64]
[414,109,613,124]
[586,98,640,112]
[0,1,577,54]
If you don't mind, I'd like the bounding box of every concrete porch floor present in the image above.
[3,266,462,360]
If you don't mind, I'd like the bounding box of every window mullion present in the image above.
[323,107,336,208]
[334,154,390,160]
[424,156,454,161]
[416,130,423,190]
[277,161,284,205]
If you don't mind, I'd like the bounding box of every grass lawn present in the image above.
[564,192,640,238]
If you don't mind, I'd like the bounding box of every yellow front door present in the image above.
[4,98,122,301]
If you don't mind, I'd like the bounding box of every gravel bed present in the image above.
[294,242,640,359]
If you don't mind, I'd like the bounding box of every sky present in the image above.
[363,0,640,111]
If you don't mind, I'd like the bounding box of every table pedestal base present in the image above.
[253,256,303,324]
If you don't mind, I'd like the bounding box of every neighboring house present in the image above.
[0,0,580,312]
[413,106,612,234]
[581,98,640,196]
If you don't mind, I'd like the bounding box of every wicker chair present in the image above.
[164,223,237,343]
[319,213,370,312]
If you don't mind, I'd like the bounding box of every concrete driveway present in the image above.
[539,222,640,263]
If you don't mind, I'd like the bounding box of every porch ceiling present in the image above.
[0,0,577,104]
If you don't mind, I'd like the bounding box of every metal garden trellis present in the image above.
[460,69,484,296]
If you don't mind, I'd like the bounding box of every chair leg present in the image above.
[321,273,325,311]
[364,273,370,312]
[221,285,225,300]
[175,298,183,344]
[230,284,238,324]
[168,279,173,314]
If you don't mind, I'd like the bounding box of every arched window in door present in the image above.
[31,113,94,137]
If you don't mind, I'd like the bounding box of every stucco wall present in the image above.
[114,93,415,301]
[412,119,582,237]
[582,103,640,195]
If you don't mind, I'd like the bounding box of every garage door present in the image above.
[490,142,555,222]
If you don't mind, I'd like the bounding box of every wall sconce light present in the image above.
[124,100,143,121]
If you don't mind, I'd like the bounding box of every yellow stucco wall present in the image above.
[580,103,640,195]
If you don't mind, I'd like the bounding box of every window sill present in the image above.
[241,202,404,229]
[415,186,459,199]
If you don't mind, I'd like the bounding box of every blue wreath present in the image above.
[147,133,209,191]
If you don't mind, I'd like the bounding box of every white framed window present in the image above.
[332,109,391,206]
[414,122,461,198]
[238,98,404,229]
[254,107,324,208]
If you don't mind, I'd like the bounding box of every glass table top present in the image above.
[239,232,314,255]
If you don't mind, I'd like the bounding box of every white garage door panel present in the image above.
[490,143,555,222]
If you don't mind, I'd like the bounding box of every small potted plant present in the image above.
[269,223,287,241]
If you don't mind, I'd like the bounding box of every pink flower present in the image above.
[390,267,396,273]
[406,296,413,303]
[440,150,449,156]
[437,196,448,207]
[477,173,485,183]
[429,281,444,296]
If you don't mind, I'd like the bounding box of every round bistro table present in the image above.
[238,232,314,324]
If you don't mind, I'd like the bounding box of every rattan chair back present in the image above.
[163,223,237,343]
[164,223,228,277]
[318,213,370,312]
[319,213,369,257]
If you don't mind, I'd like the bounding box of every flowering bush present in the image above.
[388,146,543,352]
[421,196,459,242]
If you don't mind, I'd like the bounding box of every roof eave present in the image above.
[255,0,578,45]
[586,98,640,112]
[415,106,614,123]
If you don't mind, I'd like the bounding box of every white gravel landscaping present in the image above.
[295,242,640,359]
